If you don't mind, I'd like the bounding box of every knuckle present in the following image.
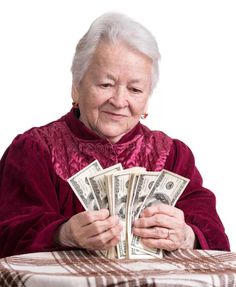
[99,237,108,246]
[175,239,182,247]
[93,223,103,234]
[176,209,185,220]
[140,218,147,227]
[153,214,161,225]
[83,212,94,223]
[108,216,117,225]
[133,227,141,236]
[179,220,185,227]
[160,228,167,238]
[177,222,185,233]
[179,209,184,217]
[144,206,154,215]
[154,227,161,237]
[165,241,176,251]
[170,241,177,249]
[105,216,115,228]
[109,225,120,237]
[179,231,185,242]
[109,229,116,238]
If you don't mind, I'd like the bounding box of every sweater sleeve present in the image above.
[0,132,71,258]
[164,139,230,251]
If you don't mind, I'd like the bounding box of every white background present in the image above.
[0,1,235,251]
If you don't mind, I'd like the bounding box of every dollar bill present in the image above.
[130,172,161,225]
[131,169,189,257]
[126,173,140,259]
[104,174,113,213]
[67,160,103,211]
[95,165,122,260]
[88,164,123,209]
[112,168,145,258]
[128,172,161,259]
[90,164,123,260]
[142,170,190,208]
[68,160,190,260]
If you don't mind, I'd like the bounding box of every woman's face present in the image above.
[74,41,153,143]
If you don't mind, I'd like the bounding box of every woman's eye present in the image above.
[100,83,112,88]
[130,87,142,93]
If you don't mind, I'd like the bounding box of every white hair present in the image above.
[71,12,161,93]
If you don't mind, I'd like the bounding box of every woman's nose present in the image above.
[108,87,128,108]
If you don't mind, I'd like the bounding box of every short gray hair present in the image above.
[71,12,161,92]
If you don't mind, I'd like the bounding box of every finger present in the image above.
[81,215,120,238]
[84,223,123,250]
[107,236,120,247]
[98,236,121,251]
[141,238,178,252]
[133,226,169,239]
[134,213,178,229]
[140,204,183,219]
[75,209,110,227]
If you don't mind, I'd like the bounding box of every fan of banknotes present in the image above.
[68,160,189,259]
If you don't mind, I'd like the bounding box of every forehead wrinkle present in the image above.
[89,42,152,86]
[103,72,147,85]
[106,73,116,81]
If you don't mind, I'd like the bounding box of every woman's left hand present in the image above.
[132,204,196,251]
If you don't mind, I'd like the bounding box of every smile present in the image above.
[103,111,127,120]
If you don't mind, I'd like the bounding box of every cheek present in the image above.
[80,94,103,111]
[86,89,110,108]
[130,100,148,115]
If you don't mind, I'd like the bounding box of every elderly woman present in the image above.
[0,13,230,258]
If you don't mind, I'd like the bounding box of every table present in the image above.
[0,249,236,287]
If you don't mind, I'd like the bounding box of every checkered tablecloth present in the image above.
[1,249,236,286]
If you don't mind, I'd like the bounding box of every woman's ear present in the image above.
[71,83,79,103]
[143,97,149,115]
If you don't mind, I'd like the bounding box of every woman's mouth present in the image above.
[103,111,127,120]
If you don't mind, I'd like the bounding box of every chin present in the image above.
[97,121,133,141]
[100,129,126,143]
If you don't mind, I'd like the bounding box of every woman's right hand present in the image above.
[55,209,122,251]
